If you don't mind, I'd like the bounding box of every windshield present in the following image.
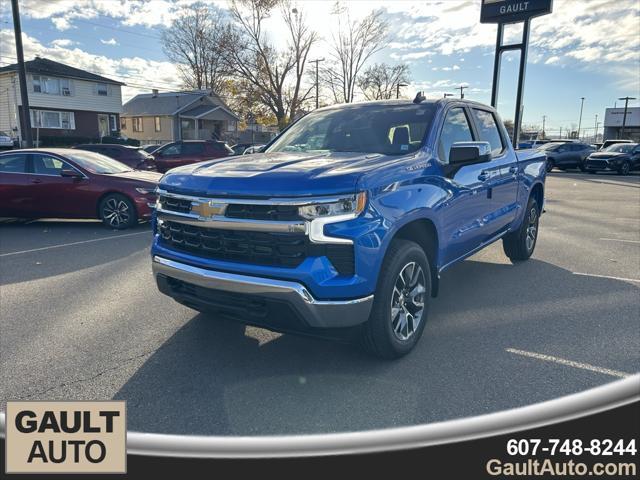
[603,144,636,153]
[65,150,132,174]
[267,103,438,156]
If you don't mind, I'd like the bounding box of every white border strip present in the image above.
[1,375,638,458]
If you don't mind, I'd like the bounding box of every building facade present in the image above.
[603,107,640,142]
[121,90,239,145]
[0,57,124,146]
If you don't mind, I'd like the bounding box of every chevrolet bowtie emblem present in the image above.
[191,201,227,218]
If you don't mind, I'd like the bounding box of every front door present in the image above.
[437,106,496,266]
[98,114,109,138]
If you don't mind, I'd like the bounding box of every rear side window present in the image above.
[438,108,473,164]
[161,144,182,155]
[183,143,205,154]
[0,154,27,173]
[471,109,504,156]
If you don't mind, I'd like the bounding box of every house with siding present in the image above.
[121,89,239,145]
[0,57,124,145]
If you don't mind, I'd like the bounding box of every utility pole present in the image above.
[11,0,33,147]
[457,85,467,99]
[542,115,546,139]
[444,93,454,98]
[577,97,585,141]
[618,96,636,139]
[559,126,562,139]
[594,114,598,142]
[311,58,325,110]
[396,82,408,99]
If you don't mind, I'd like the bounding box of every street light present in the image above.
[577,97,585,140]
[396,82,408,99]
[311,58,325,109]
[618,96,637,139]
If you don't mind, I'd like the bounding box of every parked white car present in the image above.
[0,131,14,149]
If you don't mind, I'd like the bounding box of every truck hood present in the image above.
[159,151,398,197]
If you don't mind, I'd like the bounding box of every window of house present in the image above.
[120,117,127,130]
[32,75,71,95]
[97,83,109,96]
[30,110,75,130]
[154,116,161,132]
[438,108,474,164]
[133,117,144,132]
[109,115,118,132]
[470,109,504,156]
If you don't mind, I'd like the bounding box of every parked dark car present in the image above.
[0,149,161,229]
[585,143,640,175]
[600,139,633,150]
[152,140,234,173]
[538,141,595,172]
[231,143,256,155]
[141,144,162,154]
[73,144,156,171]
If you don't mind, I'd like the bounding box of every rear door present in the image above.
[469,107,519,232]
[180,142,207,164]
[0,153,33,217]
[155,142,183,171]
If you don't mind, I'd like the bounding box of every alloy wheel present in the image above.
[526,206,538,252]
[390,262,426,341]
[102,198,130,227]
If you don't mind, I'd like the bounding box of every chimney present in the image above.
[152,89,159,97]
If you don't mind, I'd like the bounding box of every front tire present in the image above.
[502,196,540,262]
[545,159,554,173]
[618,161,630,176]
[361,239,431,359]
[99,193,137,229]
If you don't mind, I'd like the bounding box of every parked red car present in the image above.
[152,140,234,173]
[0,148,161,229]
[73,143,157,171]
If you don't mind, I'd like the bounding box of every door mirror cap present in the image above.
[449,141,492,165]
[60,168,82,178]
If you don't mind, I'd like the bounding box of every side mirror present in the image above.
[60,168,82,178]
[449,141,491,166]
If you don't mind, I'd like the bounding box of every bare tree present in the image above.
[323,4,388,103]
[357,63,410,100]
[161,3,230,92]
[224,0,317,129]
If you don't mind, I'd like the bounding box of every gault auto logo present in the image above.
[5,401,126,474]
[191,200,227,218]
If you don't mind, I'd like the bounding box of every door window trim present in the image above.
[469,107,507,158]
[434,105,477,165]
[0,153,29,174]
[28,153,88,179]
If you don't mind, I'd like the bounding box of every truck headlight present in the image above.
[298,192,367,220]
[135,187,155,195]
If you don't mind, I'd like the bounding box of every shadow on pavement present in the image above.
[114,258,640,436]
[0,220,152,285]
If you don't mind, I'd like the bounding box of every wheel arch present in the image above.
[530,181,544,213]
[95,190,138,219]
[390,218,440,297]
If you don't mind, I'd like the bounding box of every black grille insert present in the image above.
[159,220,355,275]
[159,195,192,214]
[225,203,301,221]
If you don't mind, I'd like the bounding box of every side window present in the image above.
[32,154,68,175]
[161,144,182,156]
[0,154,27,173]
[438,108,473,164]
[471,109,504,156]
[182,143,205,155]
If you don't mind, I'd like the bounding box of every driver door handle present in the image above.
[509,166,518,174]
[478,171,490,182]
[30,178,43,184]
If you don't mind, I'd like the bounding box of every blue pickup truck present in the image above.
[151,97,546,358]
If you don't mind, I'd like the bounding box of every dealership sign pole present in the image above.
[482,0,553,147]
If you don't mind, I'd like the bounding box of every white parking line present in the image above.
[572,272,640,284]
[0,231,150,257]
[506,348,631,378]
[599,237,640,244]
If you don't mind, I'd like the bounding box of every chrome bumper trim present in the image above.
[157,209,307,234]
[152,256,373,328]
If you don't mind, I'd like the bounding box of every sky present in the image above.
[0,0,638,136]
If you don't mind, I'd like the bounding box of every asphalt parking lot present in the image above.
[1,172,639,435]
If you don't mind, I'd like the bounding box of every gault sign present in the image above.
[481,0,553,23]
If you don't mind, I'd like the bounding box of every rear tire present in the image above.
[99,193,137,229]
[361,239,431,359]
[503,196,540,262]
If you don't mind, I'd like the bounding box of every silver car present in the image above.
[0,131,14,149]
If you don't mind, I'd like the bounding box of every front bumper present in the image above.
[152,255,374,329]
